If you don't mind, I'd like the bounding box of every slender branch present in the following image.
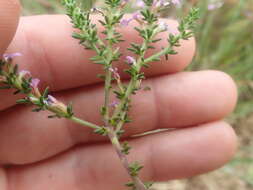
[115,112,127,133]
[2,3,200,190]
[111,79,136,119]
[108,129,147,190]
[144,46,172,64]
[111,28,152,121]
[102,7,121,124]
[69,116,102,130]
[104,68,112,123]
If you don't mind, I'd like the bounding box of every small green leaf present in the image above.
[129,162,143,177]
[67,102,74,117]
[16,99,30,104]
[100,106,106,116]
[144,181,154,189]
[121,141,131,155]
[94,127,108,136]
[43,87,50,98]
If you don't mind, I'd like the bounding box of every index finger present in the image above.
[0,0,20,55]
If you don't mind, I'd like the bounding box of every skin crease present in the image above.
[0,1,238,190]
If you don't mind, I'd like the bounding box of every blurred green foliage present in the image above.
[20,0,94,15]
[20,0,253,120]
[186,0,253,122]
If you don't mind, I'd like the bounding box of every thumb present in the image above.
[0,0,21,56]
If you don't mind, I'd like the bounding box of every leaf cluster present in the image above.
[129,162,144,177]
[0,61,32,94]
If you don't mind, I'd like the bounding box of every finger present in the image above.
[0,0,20,55]
[5,14,195,90]
[1,14,195,110]
[6,121,237,190]
[0,168,7,190]
[0,70,237,165]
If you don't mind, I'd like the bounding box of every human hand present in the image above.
[0,1,237,189]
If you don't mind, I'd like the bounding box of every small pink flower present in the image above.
[132,12,141,20]
[19,70,31,77]
[3,53,22,61]
[208,2,223,10]
[126,56,136,65]
[120,18,132,26]
[30,78,41,97]
[154,0,170,8]
[171,0,181,6]
[46,95,67,113]
[30,78,40,89]
[135,0,145,8]
[109,67,120,80]
[109,100,119,107]
[158,21,168,31]
[168,27,179,35]
[162,0,170,6]
[47,95,58,105]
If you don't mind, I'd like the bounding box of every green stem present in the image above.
[70,116,102,130]
[111,79,136,119]
[143,46,171,64]
[103,8,118,124]
[112,37,150,121]
[108,129,148,190]
[104,68,112,123]
[115,112,127,133]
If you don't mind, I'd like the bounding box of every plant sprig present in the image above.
[0,54,102,131]
[0,0,199,189]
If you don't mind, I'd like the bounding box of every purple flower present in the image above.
[126,56,136,65]
[109,67,120,80]
[110,100,119,107]
[30,78,40,89]
[45,95,67,113]
[47,95,58,105]
[132,12,141,20]
[208,2,223,10]
[154,0,170,8]
[168,27,179,35]
[3,53,22,61]
[161,0,170,6]
[158,21,168,31]
[120,18,132,26]
[19,70,31,77]
[171,0,181,5]
[135,0,145,8]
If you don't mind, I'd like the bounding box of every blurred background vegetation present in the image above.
[20,0,253,189]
